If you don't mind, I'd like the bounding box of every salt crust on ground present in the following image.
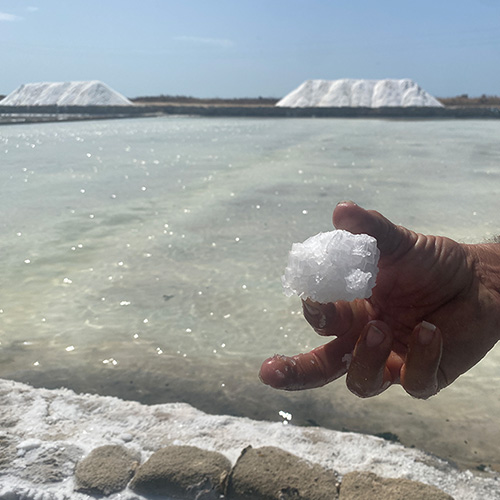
[0,380,498,499]
[276,79,443,108]
[0,81,133,106]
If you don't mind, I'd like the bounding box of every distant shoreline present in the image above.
[129,94,500,109]
[1,102,499,125]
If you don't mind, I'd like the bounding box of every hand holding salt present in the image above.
[262,201,500,400]
[282,229,380,304]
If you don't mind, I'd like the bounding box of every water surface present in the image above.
[1,117,499,468]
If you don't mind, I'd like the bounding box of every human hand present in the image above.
[260,202,500,399]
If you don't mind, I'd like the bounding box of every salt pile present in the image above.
[276,79,443,108]
[282,230,380,303]
[0,80,133,106]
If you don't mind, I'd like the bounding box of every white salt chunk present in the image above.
[282,230,380,303]
[16,438,42,451]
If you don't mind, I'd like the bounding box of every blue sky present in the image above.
[1,0,499,98]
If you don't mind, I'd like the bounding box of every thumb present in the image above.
[333,201,417,257]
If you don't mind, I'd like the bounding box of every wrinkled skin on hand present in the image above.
[260,202,500,399]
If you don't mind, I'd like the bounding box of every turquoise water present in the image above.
[1,116,499,468]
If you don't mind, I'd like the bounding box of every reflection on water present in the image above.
[0,117,499,469]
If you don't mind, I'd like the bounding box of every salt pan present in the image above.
[282,230,380,303]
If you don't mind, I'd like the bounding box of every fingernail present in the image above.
[303,302,327,329]
[304,301,320,316]
[366,324,385,347]
[418,321,436,345]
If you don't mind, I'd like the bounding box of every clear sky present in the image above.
[1,0,499,99]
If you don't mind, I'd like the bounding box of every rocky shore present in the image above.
[72,443,454,499]
[1,379,498,499]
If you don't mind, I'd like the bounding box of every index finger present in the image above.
[259,332,359,390]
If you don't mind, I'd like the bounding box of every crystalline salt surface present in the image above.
[282,230,380,304]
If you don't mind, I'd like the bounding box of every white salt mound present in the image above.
[282,230,380,303]
[276,79,443,108]
[0,80,133,106]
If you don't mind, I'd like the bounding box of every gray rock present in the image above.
[75,444,140,495]
[129,445,231,499]
[225,446,340,500]
[20,443,82,484]
[339,471,454,500]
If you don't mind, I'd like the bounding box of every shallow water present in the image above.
[1,116,499,469]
